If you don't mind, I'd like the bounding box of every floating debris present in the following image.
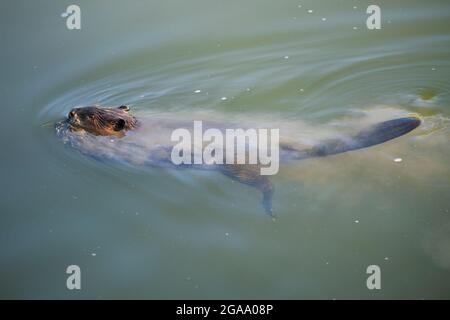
[419,88,438,101]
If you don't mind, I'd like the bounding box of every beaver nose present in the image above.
[68,110,76,119]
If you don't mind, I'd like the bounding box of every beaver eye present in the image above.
[113,119,126,131]
[68,110,76,118]
[118,105,130,112]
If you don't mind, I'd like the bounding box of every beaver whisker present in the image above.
[94,113,109,129]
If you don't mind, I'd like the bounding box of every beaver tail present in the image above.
[310,116,421,157]
[281,116,421,160]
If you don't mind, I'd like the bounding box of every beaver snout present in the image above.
[67,108,81,126]
[68,109,77,119]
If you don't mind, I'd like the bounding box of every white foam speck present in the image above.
[431,67,436,71]
[225,232,229,236]
[384,257,389,261]
[284,55,289,59]
[194,89,202,93]
[321,17,327,21]
[353,6,358,10]
[221,97,227,101]
[354,220,360,224]
[394,158,403,163]
[91,253,97,257]
[307,9,314,13]
[353,26,358,30]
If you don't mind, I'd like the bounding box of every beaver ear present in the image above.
[113,119,126,131]
[118,105,130,112]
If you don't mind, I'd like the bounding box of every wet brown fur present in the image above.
[67,105,138,137]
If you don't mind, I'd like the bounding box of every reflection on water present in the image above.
[1,0,450,298]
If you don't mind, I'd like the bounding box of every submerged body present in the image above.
[56,105,421,216]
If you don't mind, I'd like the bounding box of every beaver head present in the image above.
[66,105,138,136]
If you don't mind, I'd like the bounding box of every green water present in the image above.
[1,0,450,299]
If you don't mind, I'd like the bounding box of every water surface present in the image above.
[1,0,450,299]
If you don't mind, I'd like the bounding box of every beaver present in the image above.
[56,105,421,216]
